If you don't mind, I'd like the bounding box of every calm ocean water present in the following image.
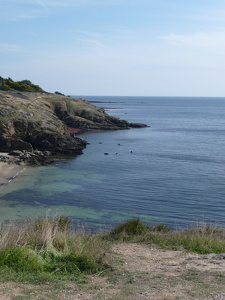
[1,96,225,230]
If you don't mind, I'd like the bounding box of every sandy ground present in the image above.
[0,154,27,191]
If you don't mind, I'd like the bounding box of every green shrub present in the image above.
[0,76,45,92]
[108,219,148,240]
[43,250,99,274]
[0,247,45,272]
[66,252,99,273]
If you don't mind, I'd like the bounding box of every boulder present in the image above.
[26,131,87,154]
[8,150,23,156]
[0,136,33,152]
[129,123,149,128]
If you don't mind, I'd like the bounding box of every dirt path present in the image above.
[1,243,225,299]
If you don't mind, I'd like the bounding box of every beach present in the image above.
[0,154,27,190]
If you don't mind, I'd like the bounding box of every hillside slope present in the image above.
[0,91,142,157]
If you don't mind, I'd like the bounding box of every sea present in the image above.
[1,96,225,231]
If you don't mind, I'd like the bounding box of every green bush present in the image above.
[41,249,99,274]
[0,247,45,272]
[65,252,99,273]
[108,219,148,240]
[0,76,45,92]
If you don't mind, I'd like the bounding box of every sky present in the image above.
[1,0,225,96]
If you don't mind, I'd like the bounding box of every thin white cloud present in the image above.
[0,43,21,52]
[11,14,38,21]
[73,30,107,49]
[160,31,225,70]
[75,30,104,40]
[189,7,225,24]
[38,0,128,7]
[75,38,106,48]
[162,31,225,50]
[3,0,129,8]
[0,0,125,21]
[33,0,46,8]
[0,0,46,21]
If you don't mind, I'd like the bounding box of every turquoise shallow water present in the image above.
[1,96,225,230]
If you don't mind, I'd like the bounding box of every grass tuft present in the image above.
[0,247,45,272]
[108,219,148,241]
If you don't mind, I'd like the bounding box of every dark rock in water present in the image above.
[128,123,149,128]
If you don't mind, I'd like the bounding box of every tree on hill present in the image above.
[0,77,45,93]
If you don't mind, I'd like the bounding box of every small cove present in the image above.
[1,96,225,230]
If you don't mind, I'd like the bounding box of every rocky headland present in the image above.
[0,91,147,165]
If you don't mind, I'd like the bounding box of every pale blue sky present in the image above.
[1,0,225,96]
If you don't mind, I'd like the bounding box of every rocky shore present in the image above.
[0,91,148,166]
[0,150,54,166]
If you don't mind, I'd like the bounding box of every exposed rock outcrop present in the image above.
[0,91,148,162]
[0,150,54,166]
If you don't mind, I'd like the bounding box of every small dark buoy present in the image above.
[116,153,119,155]
[104,153,109,155]
[130,150,133,154]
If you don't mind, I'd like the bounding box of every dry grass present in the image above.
[0,216,110,276]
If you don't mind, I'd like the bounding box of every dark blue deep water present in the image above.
[1,96,225,230]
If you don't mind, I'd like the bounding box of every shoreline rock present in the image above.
[0,91,148,165]
[128,122,149,128]
[0,150,55,166]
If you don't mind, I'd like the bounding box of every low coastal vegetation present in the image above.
[108,219,225,254]
[0,76,45,93]
[1,217,225,285]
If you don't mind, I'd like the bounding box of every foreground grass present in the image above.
[0,216,110,283]
[1,218,225,299]
[107,219,225,254]
[1,217,225,285]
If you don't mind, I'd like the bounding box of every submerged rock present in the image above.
[128,123,149,128]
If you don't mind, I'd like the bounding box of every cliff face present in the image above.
[0,92,131,155]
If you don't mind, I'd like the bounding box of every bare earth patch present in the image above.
[1,243,225,299]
